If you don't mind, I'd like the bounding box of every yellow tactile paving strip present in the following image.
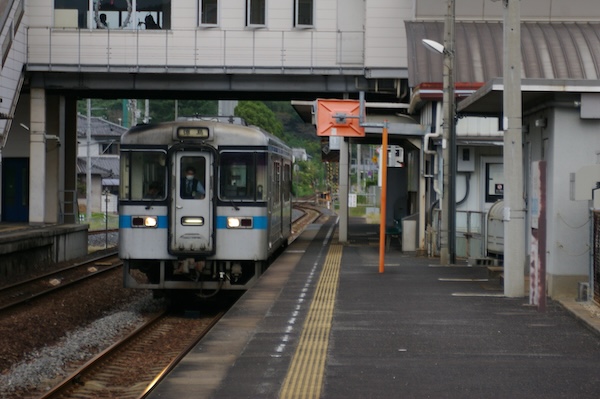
[280,243,342,399]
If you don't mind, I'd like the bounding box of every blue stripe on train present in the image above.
[216,216,268,229]
[119,215,267,230]
[119,215,169,229]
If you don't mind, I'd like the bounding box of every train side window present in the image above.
[273,161,281,205]
[256,153,267,201]
[283,163,291,202]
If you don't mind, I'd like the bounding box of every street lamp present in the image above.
[422,0,456,265]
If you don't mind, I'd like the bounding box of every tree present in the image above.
[234,101,284,138]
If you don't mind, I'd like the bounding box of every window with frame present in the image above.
[200,0,218,25]
[120,151,167,201]
[53,0,171,30]
[246,0,266,26]
[294,0,313,27]
[485,163,504,203]
[220,152,267,202]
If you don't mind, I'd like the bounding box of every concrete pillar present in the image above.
[29,88,46,225]
[503,0,525,297]
[339,138,349,242]
[45,94,60,224]
[63,97,78,224]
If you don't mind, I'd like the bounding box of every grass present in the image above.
[81,212,119,231]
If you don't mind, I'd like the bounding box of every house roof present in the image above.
[77,156,120,177]
[405,21,600,88]
[77,114,127,139]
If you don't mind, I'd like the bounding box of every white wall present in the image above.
[364,0,411,70]
[541,107,600,278]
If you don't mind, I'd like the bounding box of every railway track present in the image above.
[0,251,121,312]
[39,309,227,399]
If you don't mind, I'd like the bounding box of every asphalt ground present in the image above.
[151,216,600,398]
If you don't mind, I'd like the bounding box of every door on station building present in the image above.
[2,158,29,222]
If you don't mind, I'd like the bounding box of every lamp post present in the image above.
[422,0,456,265]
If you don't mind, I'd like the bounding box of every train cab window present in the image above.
[180,157,206,199]
[220,152,254,201]
[220,152,268,202]
[120,151,167,201]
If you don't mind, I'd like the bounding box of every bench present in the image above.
[385,219,402,252]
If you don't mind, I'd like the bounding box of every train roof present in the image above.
[121,119,290,152]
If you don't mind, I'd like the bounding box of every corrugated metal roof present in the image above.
[406,21,600,87]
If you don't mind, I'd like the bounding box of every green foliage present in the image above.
[293,159,326,197]
[234,101,284,137]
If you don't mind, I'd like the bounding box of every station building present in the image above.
[1,0,600,300]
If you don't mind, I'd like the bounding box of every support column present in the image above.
[29,88,46,225]
[63,97,78,224]
[339,138,349,242]
[503,0,525,297]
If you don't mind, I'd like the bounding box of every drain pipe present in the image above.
[423,103,443,198]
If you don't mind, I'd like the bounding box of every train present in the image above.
[118,117,293,296]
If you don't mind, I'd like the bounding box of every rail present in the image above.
[0,251,120,311]
[27,27,365,74]
[39,309,227,399]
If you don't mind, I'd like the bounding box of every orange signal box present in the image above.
[316,99,366,137]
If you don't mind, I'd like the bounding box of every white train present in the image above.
[118,117,293,295]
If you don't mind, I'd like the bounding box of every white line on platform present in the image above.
[451,292,505,298]
[438,278,489,282]
[364,263,402,267]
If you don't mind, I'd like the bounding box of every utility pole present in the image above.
[440,0,456,265]
[86,99,92,222]
[503,0,525,297]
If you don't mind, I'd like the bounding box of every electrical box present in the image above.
[457,147,475,172]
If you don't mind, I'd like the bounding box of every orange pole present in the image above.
[378,124,389,273]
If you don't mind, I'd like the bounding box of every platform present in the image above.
[149,215,600,398]
[0,223,88,283]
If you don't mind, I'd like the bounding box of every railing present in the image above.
[430,209,486,259]
[27,27,365,73]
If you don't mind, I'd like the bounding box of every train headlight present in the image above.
[182,217,204,226]
[227,217,253,229]
[132,216,158,228]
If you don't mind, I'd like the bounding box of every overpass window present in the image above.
[53,1,171,30]
[294,0,313,27]
[200,0,218,25]
[246,0,266,26]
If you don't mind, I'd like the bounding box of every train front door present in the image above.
[170,152,214,255]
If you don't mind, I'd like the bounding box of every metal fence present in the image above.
[431,209,486,259]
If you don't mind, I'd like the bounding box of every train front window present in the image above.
[180,157,206,199]
[120,151,166,201]
[220,152,266,202]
